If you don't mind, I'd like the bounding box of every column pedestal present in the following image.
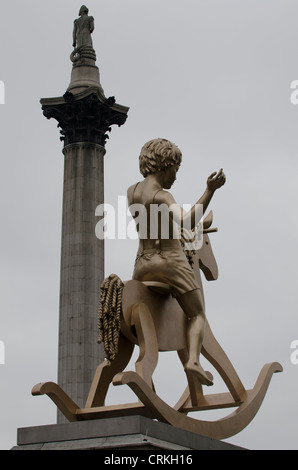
[13,416,246,451]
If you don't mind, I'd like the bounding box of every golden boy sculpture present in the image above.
[127,138,225,387]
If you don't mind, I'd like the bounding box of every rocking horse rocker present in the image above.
[32,139,282,441]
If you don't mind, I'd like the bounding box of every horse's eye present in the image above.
[205,240,209,245]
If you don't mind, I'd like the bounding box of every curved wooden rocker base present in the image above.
[113,362,282,440]
[32,382,80,423]
[32,361,282,440]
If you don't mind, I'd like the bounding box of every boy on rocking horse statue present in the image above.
[127,138,226,387]
[32,137,281,441]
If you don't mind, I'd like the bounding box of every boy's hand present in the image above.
[207,168,226,191]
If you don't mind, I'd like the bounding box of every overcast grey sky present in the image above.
[0,0,298,450]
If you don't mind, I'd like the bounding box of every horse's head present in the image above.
[196,211,219,281]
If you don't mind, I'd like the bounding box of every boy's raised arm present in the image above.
[155,169,226,230]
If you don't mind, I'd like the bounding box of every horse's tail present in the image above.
[98,274,124,362]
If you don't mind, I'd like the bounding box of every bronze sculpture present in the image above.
[127,138,225,386]
[32,138,282,441]
[71,5,96,65]
[73,5,94,49]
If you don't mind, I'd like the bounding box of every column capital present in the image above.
[41,88,129,147]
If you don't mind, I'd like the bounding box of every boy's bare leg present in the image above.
[176,289,213,386]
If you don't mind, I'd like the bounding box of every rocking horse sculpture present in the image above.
[32,139,282,441]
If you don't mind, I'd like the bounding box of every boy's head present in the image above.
[139,138,182,177]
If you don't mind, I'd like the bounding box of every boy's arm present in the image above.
[155,169,226,229]
[127,185,135,208]
[196,169,226,213]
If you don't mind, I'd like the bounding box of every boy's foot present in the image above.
[184,362,213,386]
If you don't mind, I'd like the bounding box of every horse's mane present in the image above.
[98,274,124,362]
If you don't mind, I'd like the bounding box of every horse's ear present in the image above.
[203,211,213,229]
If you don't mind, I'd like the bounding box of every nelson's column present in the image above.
[40,5,129,420]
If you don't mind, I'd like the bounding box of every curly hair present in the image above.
[139,138,182,177]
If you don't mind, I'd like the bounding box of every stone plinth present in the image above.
[12,416,246,451]
[68,63,104,95]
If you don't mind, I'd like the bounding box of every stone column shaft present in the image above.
[58,143,105,412]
